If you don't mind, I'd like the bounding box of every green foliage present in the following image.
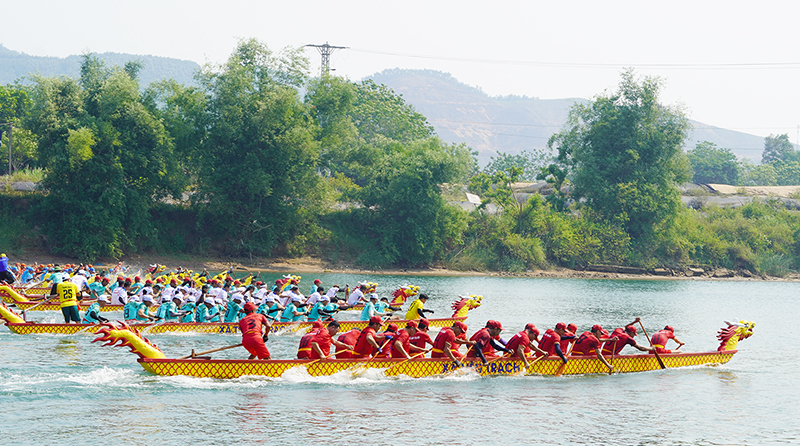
[762,133,797,164]
[548,69,691,242]
[687,141,739,184]
[483,150,550,182]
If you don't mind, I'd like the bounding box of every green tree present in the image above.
[483,149,550,182]
[687,141,739,184]
[193,38,320,257]
[548,69,691,242]
[762,133,796,164]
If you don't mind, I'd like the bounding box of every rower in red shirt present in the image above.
[466,320,511,366]
[297,321,326,359]
[352,316,385,359]
[649,325,685,354]
[538,322,570,364]
[390,320,427,359]
[571,324,617,372]
[432,321,472,364]
[335,328,362,359]
[560,323,577,353]
[409,318,434,350]
[238,302,272,360]
[306,321,354,359]
[505,323,548,368]
[601,317,654,355]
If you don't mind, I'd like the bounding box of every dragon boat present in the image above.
[0,284,130,312]
[91,320,754,379]
[0,295,482,335]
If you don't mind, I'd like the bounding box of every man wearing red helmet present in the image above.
[505,323,548,369]
[352,316,386,358]
[571,324,617,372]
[649,325,685,354]
[432,321,472,364]
[466,320,511,366]
[390,320,427,359]
[409,318,434,350]
[601,317,654,355]
[239,302,272,360]
[538,322,570,364]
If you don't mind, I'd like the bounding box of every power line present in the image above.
[350,48,800,70]
[429,119,798,133]
[306,42,348,76]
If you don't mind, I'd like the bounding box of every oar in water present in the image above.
[383,350,429,375]
[607,340,617,375]
[522,353,548,375]
[274,319,305,336]
[638,320,666,369]
[178,343,243,360]
[21,299,54,321]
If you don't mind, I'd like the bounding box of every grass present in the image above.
[0,168,45,183]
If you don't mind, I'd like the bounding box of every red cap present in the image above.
[170,279,177,285]
[234,280,241,285]
[125,278,132,283]
[418,318,430,329]
[567,323,577,332]
[156,277,164,283]
[486,320,503,330]
[255,281,263,286]
[453,321,468,332]
[101,277,110,284]
[243,302,256,312]
[145,280,153,285]
[405,320,418,330]
[369,316,383,325]
[134,276,141,281]
[625,325,637,336]
[664,325,674,332]
[314,279,321,284]
[386,323,398,332]
[313,320,324,330]
[592,324,603,333]
[555,322,567,330]
[525,323,539,336]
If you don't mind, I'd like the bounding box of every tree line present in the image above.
[2,41,800,276]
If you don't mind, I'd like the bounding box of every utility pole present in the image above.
[0,122,11,176]
[305,42,348,76]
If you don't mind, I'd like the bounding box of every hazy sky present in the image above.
[4,1,800,144]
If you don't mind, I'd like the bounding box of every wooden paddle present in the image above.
[349,338,392,377]
[179,343,243,359]
[21,299,53,320]
[523,353,548,375]
[638,320,666,369]
[609,340,617,375]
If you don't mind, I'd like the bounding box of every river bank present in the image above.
[6,250,800,282]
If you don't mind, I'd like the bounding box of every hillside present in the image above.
[369,69,774,164]
[0,44,199,88]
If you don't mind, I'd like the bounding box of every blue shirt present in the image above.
[82,302,102,324]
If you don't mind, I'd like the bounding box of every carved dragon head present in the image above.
[92,322,166,359]
[0,302,25,324]
[717,320,755,351]
[451,294,483,318]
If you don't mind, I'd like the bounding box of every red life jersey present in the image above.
[650,329,676,353]
[432,327,458,358]
[466,328,498,359]
[602,328,635,355]
[297,328,322,359]
[538,329,561,357]
[352,327,378,358]
[239,313,268,339]
[308,329,334,360]
[409,331,433,349]
[506,330,531,357]
[560,330,575,352]
[390,329,412,358]
[571,331,601,356]
[335,329,361,359]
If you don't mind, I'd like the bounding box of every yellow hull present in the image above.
[137,350,737,379]
[4,317,466,335]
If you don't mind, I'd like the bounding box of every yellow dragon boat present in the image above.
[91,320,754,379]
[0,295,482,335]
[0,284,128,312]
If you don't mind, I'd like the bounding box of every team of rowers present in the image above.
[239,300,686,372]
[35,264,428,328]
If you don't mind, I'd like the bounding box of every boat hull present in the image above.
[136,350,738,379]
[3,316,467,335]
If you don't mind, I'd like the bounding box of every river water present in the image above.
[0,274,794,445]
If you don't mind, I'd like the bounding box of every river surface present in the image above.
[1,275,794,445]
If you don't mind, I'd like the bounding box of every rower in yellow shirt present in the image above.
[404,294,434,320]
[48,269,81,323]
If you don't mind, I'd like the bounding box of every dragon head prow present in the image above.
[717,320,755,351]
[92,322,166,359]
[451,294,483,318]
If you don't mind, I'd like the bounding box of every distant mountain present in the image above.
[368,69,776,164]
[0,45,199,88]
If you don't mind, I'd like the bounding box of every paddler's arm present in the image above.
[528,342,547,357]
[554,343,568,363]
[393,339,411,359]
[514,344,530,368]
[490,338,511,354]
[672,336,685,350]
[443,341,462,366]
[332,338,353,351]
[310,341,327,359]
[594,347,613,371]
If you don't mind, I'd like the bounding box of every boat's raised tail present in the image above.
[0,302,26,324]
[92,322,166,359]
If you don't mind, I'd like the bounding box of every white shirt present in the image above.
[347,288,364,306]
[111,286,129,305]
[325,286,339,298]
